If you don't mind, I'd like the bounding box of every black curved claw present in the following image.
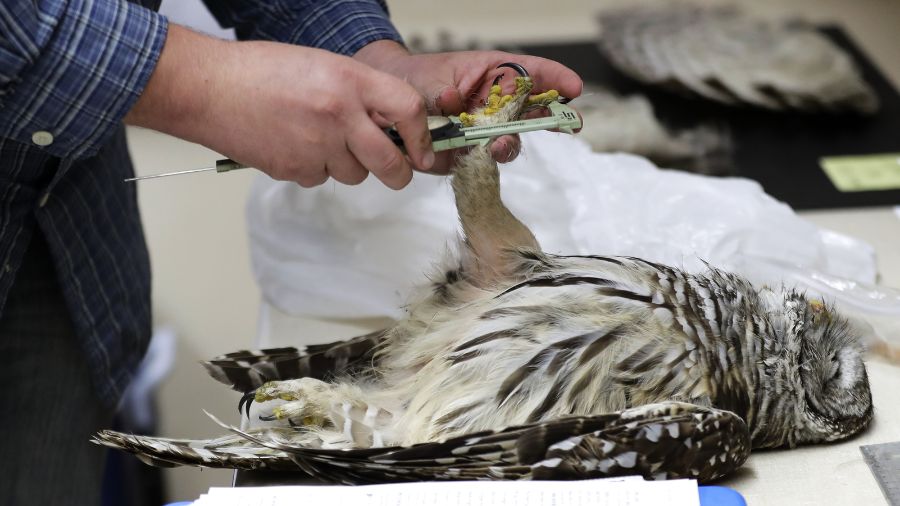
[492,62,529,85]
[238,390,256,418]
[258,413,277,422]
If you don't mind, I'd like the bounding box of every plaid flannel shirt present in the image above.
[0,0,402,408]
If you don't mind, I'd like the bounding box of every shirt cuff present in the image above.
[288,0,403,56]
[0,0,168,160]
[263,1,403,56]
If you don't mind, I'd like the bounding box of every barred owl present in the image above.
[96,69,872,484]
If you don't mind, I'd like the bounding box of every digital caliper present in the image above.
[124,100,581,182]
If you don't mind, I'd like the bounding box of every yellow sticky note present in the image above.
[820,153,900,192]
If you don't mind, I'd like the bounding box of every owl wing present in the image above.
[91,426,304,470]
[94,402,750,484]
[201,329,387,392]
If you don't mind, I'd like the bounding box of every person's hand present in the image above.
[126,25,434,189]
[354,41,583,173]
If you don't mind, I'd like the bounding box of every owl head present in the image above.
[753,290,873,448]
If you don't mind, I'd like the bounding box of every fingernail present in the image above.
[423,151,435,170]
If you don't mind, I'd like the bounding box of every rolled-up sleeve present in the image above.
[203,0,403,55]
[0,0,168,160]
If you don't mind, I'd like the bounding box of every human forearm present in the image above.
[353,40,411,73]
[127,25,434,189]
[125,24,220,146]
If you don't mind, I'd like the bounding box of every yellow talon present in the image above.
[253,382,298,403]
[271,407,321,426]
[255,386,276,403]
[514,76,531,97]
[527,89,560,106]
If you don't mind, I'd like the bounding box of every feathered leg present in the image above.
[451,77,541,287]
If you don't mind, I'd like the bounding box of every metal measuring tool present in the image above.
[860,441,900,505]
[124,101,581,182]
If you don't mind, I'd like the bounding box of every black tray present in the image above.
[505,27,900,210]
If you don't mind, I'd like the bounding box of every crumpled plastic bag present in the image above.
[246,131,900,345]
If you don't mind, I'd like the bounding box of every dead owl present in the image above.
[95,69,872,484]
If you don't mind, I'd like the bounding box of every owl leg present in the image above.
[451,77,541,287]
[253,378,396,448]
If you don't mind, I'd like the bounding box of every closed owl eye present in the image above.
[826,355,841,384]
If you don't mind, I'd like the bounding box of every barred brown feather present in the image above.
[94,402,749,483]
[201,330,386,392]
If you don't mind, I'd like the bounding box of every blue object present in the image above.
[699,486,747,506]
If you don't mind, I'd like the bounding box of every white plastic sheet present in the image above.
[246,131,900,331]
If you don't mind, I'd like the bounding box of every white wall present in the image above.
[141,0,900,501]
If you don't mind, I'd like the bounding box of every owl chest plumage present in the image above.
[375,253,766,444]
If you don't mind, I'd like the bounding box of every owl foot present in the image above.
[245,378,331,426]
[458,76,536,127]
[258,401,327,427]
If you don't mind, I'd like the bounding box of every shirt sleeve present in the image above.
[0,0,168,160]
[202,0,404,56]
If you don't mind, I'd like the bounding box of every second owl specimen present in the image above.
[96,69,873,483]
